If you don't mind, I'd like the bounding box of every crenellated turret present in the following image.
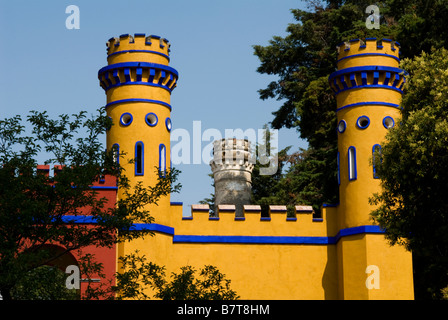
[329,38,407,230]
[98,33,178,227]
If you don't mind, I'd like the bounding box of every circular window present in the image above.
[337,120,347,133]
[356,115,370,129]
[165,117,172,132]
[145,113,158,127]
[120,113,133,126]
[383,116,395,129]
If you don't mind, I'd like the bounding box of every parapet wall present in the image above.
[169,203,338,240]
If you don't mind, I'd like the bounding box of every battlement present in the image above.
[106,33,171,64]
[336,38,401,70]
[168,203,338,239]
[328,39,407,97]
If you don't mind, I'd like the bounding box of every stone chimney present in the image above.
[210,138,254,217]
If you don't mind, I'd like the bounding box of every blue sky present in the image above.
[0,0,308,215]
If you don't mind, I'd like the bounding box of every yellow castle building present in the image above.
[97,34,414,299]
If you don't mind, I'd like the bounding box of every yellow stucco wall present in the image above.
[99,35,414,300]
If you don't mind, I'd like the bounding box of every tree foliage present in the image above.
[253,0,448,298]
[112,250,239,300]
[252,0,448,212]
[0,109,180,300]
[371,47,448,299]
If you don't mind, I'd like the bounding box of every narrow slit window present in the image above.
[135,141,144,176]
[159,144,166,177]
[372,144,382,179]
[348,146,357,181]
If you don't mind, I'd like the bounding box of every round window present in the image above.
[383,116,395,129]
[356,115,370,129]
[120,113,133,126]
[145,113,158,127]
[337,120,347,133]
[165,117,172,132]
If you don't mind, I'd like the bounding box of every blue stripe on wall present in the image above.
[59,216,385,245]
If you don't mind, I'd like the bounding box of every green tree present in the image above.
[10,265,79,300]
[111,250,239,300]
[0,109,180,300]
[370,47,448,299]
[252,0,448,215]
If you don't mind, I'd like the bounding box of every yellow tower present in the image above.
[98,33,178,228]
[329,38,414,299]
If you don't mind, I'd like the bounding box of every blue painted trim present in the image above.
[337,119,346,133]
[372,144,382,179]
[59,218,386,245]
[145,112,158,127]
[113,69,120,84]
[61,216,99,224]
[98,62,178,78]
[337,53,400,64]
[135,141,144,176]
[158,70,167,85]
[165,117,172,132]
[135,68,142,81]
[356,115,370,129]
[348,146,357,181]
[124,68,131,82]
[373,71,379,85]
[107,50,170,61]
[361,71,367,85]
[170,202,183,206]
[105,98,172,111]
[349,73,356,86]
[329,66,405,81]
[336,101,400,112]
[322,203,338,207]
[129,223,174,235]
[333,225,385,243]
[172,235,334,245]
[119,113,133,126]
[101,80,174,94]
[384,72,391,85]
[90,186,118,190]
[148,68,156,82]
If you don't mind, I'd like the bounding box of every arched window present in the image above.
[348,146,357,181]
[135,141,144,176]
[159,144,166,177]
[372,144,382,179]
